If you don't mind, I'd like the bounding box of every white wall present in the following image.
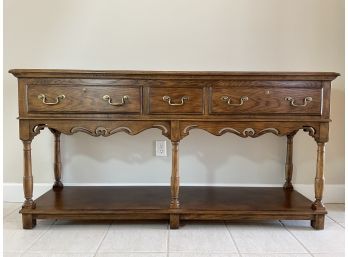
[4,0,344,201]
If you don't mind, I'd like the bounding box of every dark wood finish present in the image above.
[28,85,141,113]
[311,214,325,230]
[210,87,321,115]
[21,141,35,209]
[312,143,326,211]
[149,87,203,114]
[170,141,180,209]
[49,129,63,190]
[22,214,36,229]
[170,120,181,210]
[9,69,339,80]
[170,214,180,229]
[10,69,339,230]
[283,132,296,190]
[21,140,36,229]
[20,186,326,221]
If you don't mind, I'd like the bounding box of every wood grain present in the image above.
[28,85,141,113]
[11,69,339,230]
[9,69,340,81]
[49,129,64,190]
[312,142,326,211]
[20,186,324,212]
[149,87,203,114]
[283,132,296,190]
[22,140,35,210]
[210,87,321,115]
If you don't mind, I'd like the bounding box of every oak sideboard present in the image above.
[9,69,339,230]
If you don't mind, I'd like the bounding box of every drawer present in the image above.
[27,85,141,113]
[149,88,203,114]
[210,87,322,115]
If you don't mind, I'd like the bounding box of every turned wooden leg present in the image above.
[311,214,325,230]
[22,214,36,229]
[22,140,36,229]
[22,140,36,209]
[170,141,180,208]
[283,133,295,190]
[312,142,326,211]
[50,129,63,190]
[170,214,180,229]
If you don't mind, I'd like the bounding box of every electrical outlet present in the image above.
[155,140,167,157]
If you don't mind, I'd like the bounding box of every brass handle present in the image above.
[102,95,129,106]
[162,96,189,106]
[38,94,65,105]
[221,96,248,106]
[285,96,312,107]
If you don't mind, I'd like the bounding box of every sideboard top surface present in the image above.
[9,69,340,81]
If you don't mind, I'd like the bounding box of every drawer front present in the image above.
[149,88,203,114]
[27,85,141,113]
[210,87,322,115]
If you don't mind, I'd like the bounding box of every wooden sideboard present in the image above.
[9,69,339,230]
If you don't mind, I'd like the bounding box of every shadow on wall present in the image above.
[63,129,162,164]
[60,129,171,183]
[180,129,288,184]
[56,127,314,184]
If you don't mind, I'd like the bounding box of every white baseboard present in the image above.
[3,182,345,203]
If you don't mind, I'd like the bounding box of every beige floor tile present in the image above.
[240,254,311,257]
[96,253,167,257]
[282,220,345,254]
[169,223,237,253]
[227,221,306,254]
[326,204,345,224]
[3,253,22,257]
[98,223,168,253]
[169,253,240,257]
[280,217,334,229]
[4,207,54,253]
[312,253,346,257]
[22,253,95,257]
[27,224,109,253]
[4,220,51,253]
[3,202,21,218]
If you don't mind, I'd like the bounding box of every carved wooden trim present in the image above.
[180,121,319,140]
[70,126,133,137]
[29,121,171,139]
[30,121,318,142]
[303,126,316,138]
[32,124,47,138]
[152,124,169,137]
[182,125,198,137]
[218,127,280,137]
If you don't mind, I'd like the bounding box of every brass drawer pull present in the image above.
[102,95,129,106]
[38,94,65,105]
[285,96,312,107]
[221,96,248,106]
[163,96,189,106]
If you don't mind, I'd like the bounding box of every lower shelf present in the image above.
[20,186,326,228]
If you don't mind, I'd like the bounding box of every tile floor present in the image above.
[3,203,345,257]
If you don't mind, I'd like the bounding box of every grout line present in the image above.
[326,215,345,228]
[93,222,112,257]
[3,204,21,219]
[337,222,345,229]
[21,219,57,255]
[224,221,242,256]
[279,220,315,257]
